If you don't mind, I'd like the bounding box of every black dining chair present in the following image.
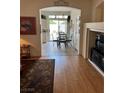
[57,32,67,47]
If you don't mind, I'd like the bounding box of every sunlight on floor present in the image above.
[42,42,78,56]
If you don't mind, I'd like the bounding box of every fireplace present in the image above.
[87,28,104,76]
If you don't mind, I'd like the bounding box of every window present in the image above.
[63,15,68,19]
[49,15,69,19]
[56,15,63,18]
[49,15,55,19]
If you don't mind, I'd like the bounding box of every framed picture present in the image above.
[20,17,36,35]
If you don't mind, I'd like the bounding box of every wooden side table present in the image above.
[20,44,31,59]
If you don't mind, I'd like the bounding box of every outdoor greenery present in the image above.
[49,20,56,24]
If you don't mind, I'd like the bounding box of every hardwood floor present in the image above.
[41,42,103,93]
[40,56,104,93]
[42,42,78,56]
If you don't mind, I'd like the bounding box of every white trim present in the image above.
[89,28,104,33]
[88,58,104,77]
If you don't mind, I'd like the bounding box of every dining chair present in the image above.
[57,32,67,47]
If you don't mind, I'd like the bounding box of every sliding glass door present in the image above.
[49,19,67,41]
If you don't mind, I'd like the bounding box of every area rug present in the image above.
[20,59,55,93]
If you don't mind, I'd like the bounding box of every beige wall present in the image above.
[20,0,93,56]
[92,0,104,21]
[81,0,104,58]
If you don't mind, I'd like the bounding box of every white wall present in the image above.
[41,17,49,43]
[70,9,81,54]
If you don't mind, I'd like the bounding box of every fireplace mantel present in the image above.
[82,22,104,59]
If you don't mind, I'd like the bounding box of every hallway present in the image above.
[42,42,78,56]
[41,56,104,93]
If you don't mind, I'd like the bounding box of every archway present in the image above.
[40,6,81,56]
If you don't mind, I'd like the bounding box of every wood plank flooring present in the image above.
[42,42,78,56]
[41,56,104,93]
[41,42,103,93]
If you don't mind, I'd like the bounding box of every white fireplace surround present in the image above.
[82,22,104,59]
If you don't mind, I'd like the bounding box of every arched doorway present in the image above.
[40,6,81,56]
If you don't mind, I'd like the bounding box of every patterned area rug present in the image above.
[20,59,55,93]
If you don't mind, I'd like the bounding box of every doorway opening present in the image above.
[40,6,81,56]
[49,16,68,41]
